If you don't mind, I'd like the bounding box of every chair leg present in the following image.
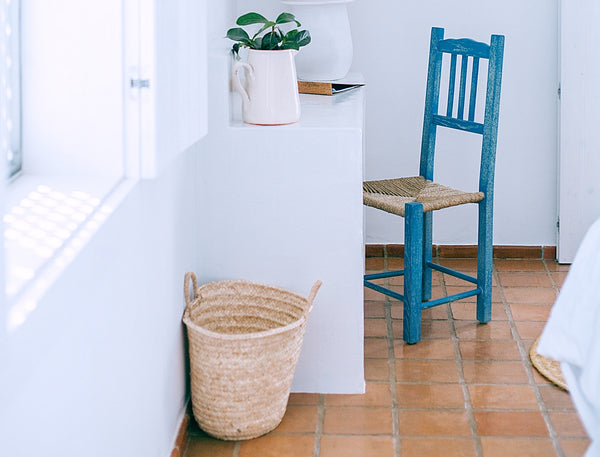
[477,198,493,323]
[422,211,433,301]
[404,202,424,344]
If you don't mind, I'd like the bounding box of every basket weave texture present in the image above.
[183,273,321,441]
[530,337,568,391]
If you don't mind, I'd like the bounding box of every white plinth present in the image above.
[199,75,365,393]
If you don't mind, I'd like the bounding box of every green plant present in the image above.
[227,12,311,59]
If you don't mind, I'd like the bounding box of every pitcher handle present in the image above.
[232,61,253,105]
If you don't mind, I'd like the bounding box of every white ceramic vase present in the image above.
[282,0,354,81]
[232,49,301,125]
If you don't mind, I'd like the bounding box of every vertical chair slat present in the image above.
[457,54,469,120]
[469,57,480,121]
[446,54,458,117]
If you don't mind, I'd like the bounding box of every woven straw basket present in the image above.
[182,272,322,441]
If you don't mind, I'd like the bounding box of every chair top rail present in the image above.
[438,38,490,59]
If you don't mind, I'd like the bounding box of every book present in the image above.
[298,80,364,96]
[297,73,365,96]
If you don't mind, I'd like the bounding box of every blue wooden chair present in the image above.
[363,27,505,344]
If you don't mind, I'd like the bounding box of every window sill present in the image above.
[4,173,136,331]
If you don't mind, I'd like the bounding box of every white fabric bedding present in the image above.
[538,218,600,457]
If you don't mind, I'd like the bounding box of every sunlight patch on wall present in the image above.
[4,184,114,331]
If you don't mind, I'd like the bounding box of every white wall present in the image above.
[197,76,366,393]
[237,0,560,246]
[0,1,236,457]
[353,0,559,246]
[1,151,200,457]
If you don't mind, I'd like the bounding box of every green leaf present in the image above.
[236,12,269,25]
[281,41,300,50]
[261,31,281,50]
[226,27,250,42]
[275,12,300,27]
[296,30,311,47]
[281,29,300,49]
[231,43,241,59]
[253,21,277,38]
[284,29,299,41]
[254,36,262,49]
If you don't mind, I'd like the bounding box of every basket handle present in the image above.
[184,272,199,307]
[306,280,323,312]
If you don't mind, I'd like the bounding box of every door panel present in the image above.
[558,0,600,262]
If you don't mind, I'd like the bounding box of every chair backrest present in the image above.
[420,27,504,198]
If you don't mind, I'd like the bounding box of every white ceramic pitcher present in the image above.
[282,0,354,81]
[232,49,301,125]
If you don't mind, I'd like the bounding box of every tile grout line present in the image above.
[441,264,484,457]
[183,257,576,457]
[386,296,402,457]
[313,394,325,457]
[365,256,574,457]
[500,260,564,457]
[384,253,403,457]
[540,260,568,457]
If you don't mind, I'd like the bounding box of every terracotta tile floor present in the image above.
[183,256,590,457]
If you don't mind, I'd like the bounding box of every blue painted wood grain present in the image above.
[446,54,457,117]
[419,27,445,180]
[477,33,504,323]
[431,115,484,134]
[422,211,433,302]
[469,57,480,121]
[457,55,469,120]
[438,38,490,58]
[404,202,424,344]
[363,27,505,343]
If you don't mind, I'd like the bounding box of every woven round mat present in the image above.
[529,337,568,391]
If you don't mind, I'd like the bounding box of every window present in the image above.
[1,0,21,178]
[2,0,207,326]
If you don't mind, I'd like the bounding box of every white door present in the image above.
[558,0,600,263]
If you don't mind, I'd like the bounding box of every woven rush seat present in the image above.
[363,176,484,217]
